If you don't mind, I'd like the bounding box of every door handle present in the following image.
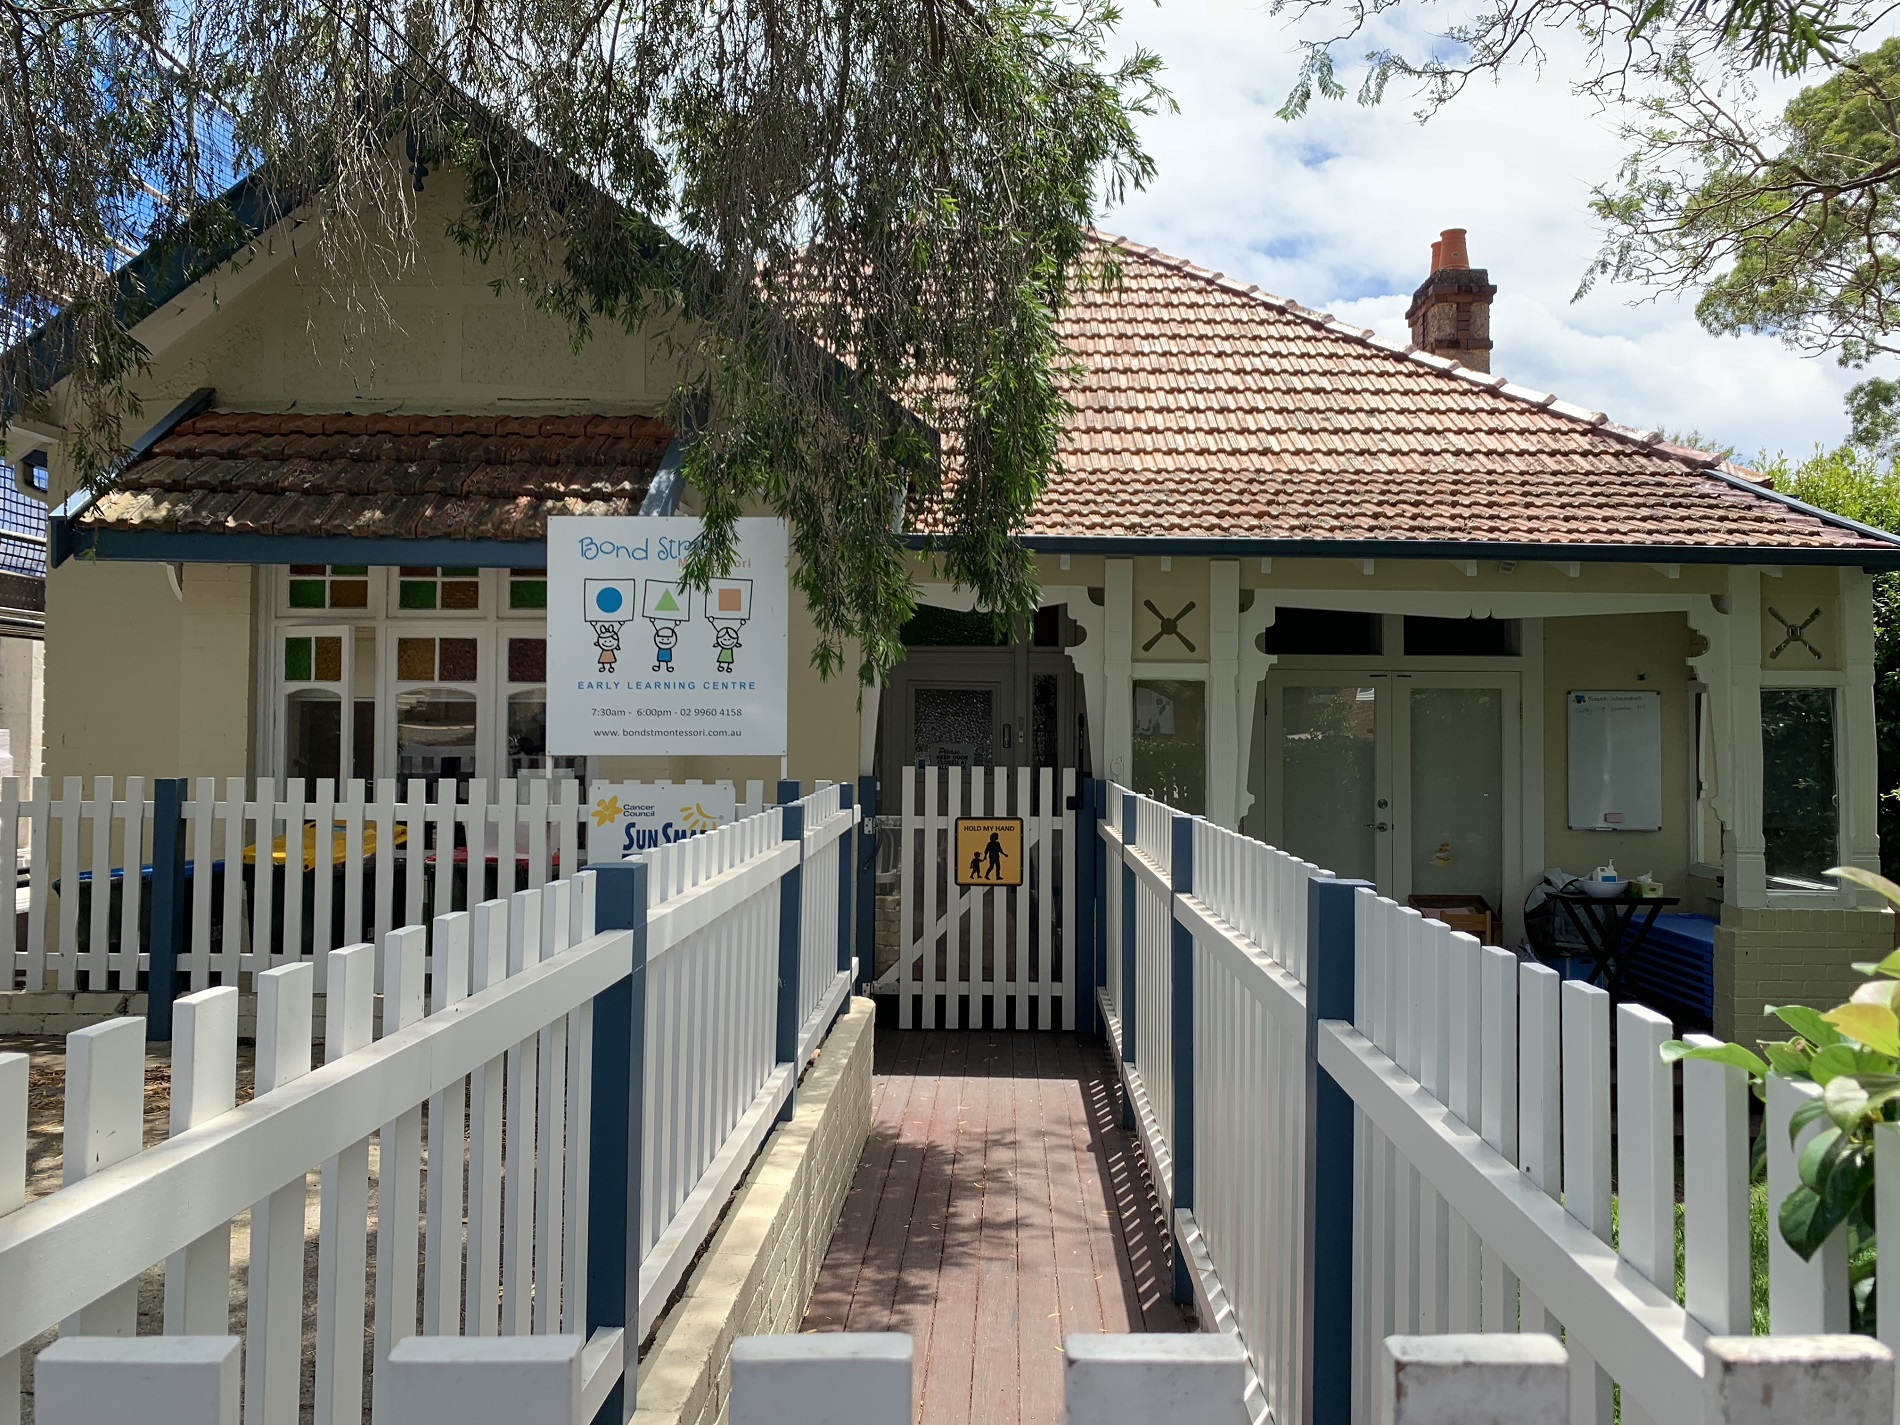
[1365,822,1389,832]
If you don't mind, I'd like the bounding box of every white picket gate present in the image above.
[3,775,767,994]
[883,765,1076,1030]
[0,784,855,1424]
[1098,779,1899,1425]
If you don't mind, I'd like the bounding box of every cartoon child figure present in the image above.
[969,848,984,882]
[593,622,623,674]
[712,622,741,671]
[652,623,678,672]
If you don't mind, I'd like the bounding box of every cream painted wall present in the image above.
[1542,613,1695,895]
[110,176,680,423]
[45,559,255,780]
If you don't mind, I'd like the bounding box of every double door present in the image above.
[1265,672,1520,916]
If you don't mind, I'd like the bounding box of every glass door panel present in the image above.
[280,625,352,783]
[1278,684,1379,881]
[912,686,997,767]
[1407,686,1505,907]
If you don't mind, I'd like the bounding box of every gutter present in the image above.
[49,387,215,567]
[901,532,1900,571]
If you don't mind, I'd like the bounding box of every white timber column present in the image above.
[1103,559,1134,784]
[1049,585,1106,778]
[857,678,881,778]
[1727,567,1768,905]
[1206,560,1242,828]
[1234,595,1279,830]
[1840,567,1882,900]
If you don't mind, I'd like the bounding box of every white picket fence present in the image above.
[883,766,1077,1031]
[1097,779,1897,1425]
[0,785,855,1424]
[2,775,768,994]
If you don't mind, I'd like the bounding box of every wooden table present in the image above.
[1549,890,1681,999]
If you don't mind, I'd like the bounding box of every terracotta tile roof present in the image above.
[82,411,674,542]
[920,235,1900,556]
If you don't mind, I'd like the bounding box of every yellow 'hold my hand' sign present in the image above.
[954,817,1024,888]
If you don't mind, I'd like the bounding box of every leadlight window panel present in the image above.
[287,566,370,610]
[397,566,481,611]
[509,568,549,610]
[395,636,478,683]
[283,634,345,683]
[507,637,547,684]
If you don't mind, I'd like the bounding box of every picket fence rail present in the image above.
[35,1327,1894,1425]
[1087,777,1898,1425]
[0,781,857,1425]
[2,774,769,996]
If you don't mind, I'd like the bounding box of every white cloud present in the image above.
[1100,0,1861,459]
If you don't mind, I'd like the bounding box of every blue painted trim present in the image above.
[775,786,805,1124]
[587,858,648,1425]
[1119,791,1137,1130]
[1093,782,1108,998]
[856,776,877,990]
[898,532,1900,568]
[1302,877,1370,1425]
[53,526,553,569]
[1074,778,1098,1036]
[836,783,855,977]
[1169,812,1197,1304]
[144,779,189,1044]
[638,437,687,516]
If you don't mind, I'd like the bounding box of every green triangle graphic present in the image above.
[655,590,679,613]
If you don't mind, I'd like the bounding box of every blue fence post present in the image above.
[836,784,856,980]
[856,775,877,990]
[586,857,648,1425]
[1072,778,1093,1036]
[145,778,189,1043]
[1169,812,1197,1305]
[1118,791,1137,1129]
[776,779,805,1123]
[1302,876,1369,1425]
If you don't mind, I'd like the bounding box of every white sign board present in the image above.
[1566,690,1663,831]
[588,781,739,860]
[548,517,789,755]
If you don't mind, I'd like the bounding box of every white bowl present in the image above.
[1578,879,1628,899]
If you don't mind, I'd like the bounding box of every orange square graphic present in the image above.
[717,587,743,612]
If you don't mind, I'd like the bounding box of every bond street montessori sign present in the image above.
[547,516,789,756]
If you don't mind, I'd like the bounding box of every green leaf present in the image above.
[1851,950,1900,978]
[1772,1004,1843,1048]
[1790,1097,1831,1141]
[1824,1073,1872,1128]
[1764,1041,1815,1079]
[1828,865,1900,907]
[1780,1182,1849,1260]
[1808,1043,1880,1084]
[1660,1040,1769,1077]
[1797,1125,1842,1188]
[1823,1003,1900,1057]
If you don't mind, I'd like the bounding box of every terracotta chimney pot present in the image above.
[1406,227,1495,373]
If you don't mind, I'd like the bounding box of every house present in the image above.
[14,164,1899,1046]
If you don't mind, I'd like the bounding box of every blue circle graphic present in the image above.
[594,587,624,614]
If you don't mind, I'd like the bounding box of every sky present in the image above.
[1098,0,1865,462]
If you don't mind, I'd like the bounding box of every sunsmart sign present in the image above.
[548,517,789,755]
[588,782,739,860]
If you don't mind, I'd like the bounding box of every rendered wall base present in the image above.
[1714,906,1894,1048]
[633,995,875,1425]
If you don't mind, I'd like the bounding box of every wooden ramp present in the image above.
[802,1030,1191,1424]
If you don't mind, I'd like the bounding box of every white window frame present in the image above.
[260,566,571,784]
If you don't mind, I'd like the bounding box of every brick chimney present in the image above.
[1405,227,1496,373]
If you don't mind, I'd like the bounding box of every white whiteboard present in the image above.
[1567,690,1663,831]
